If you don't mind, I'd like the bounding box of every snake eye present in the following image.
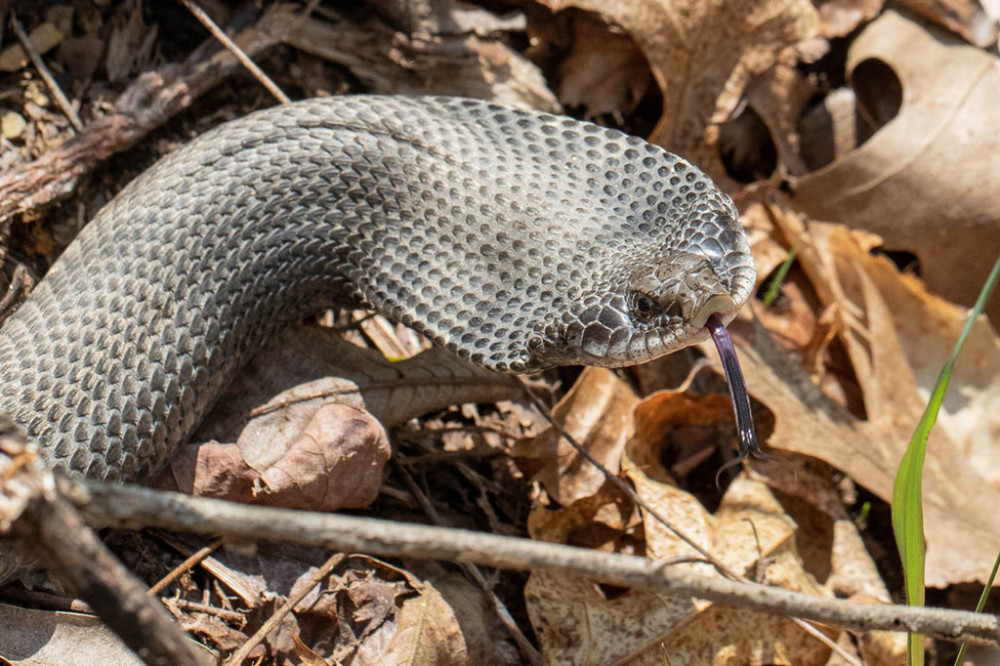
[629,292,658,322]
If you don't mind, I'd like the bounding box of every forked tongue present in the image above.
[704,314,764,480]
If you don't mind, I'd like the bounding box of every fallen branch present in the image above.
[0,5,287,226]
[71,478,1000,647]
[0,418,201,666]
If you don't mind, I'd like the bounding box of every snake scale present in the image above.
[0,95,755,485]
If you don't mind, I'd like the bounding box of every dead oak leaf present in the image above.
[793,10,1000,322]
[525,478,832,664]
[512,367,637,506]
[539,0,819,183]
[162,404,390,512]
[712,218,1000,585]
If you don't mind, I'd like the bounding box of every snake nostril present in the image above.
[663,301,684,319]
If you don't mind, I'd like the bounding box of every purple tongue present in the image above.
[705,314,761,461]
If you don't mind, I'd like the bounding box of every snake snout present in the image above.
[630,252,738,327]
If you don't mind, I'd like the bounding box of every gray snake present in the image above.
[0,95,756,485]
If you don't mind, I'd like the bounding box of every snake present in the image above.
[0,95,756,486]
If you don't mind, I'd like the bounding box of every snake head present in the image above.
[523,230,755,371]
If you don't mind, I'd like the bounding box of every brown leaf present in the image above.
[793,10,1000,322]
[630,390,744,481]
[0,601,215,664]
[898,0,998,46]
[538,0,819,183]
[526,478,832,664]
[195,324,519,445]
[511,367,637,505]
[256,404,390,511]
[165,404,390,512]
[286,557,472,664]
[556,16,652,118]
[816,0,885,38]
[714,220,1000,586]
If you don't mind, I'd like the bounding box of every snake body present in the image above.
[0,96,755,483]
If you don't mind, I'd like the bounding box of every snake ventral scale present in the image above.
[0,95,759,489]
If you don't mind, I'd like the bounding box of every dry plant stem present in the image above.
[792,618,862,665]
[516,379,742,581]
[0,427,201,666]
[0,6,283,225]
[178,0,291,104]
[172,598,243,623]
[74,480,1000,647]
[393,459,546,666]
[0,582,93,614]
[147,538,222,597]
[10,11,83,131]
[223,553,346,666]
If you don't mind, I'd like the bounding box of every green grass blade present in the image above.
[762,245,798,306]
[954,549,1000,665]
[891,253,1000,666]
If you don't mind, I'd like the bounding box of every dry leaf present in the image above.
[527,480,640,552]
[512,367,637,505]
[366,573,473,665]
[793,10,1000,322]
[898,0,998,46]
[630,389,748,481]
[538,0,819,184]
[0,602,215,665]
[165,404,389,512]
[526,477,833,664]
[815,0,885,37]
[195,324,519,446]
[714,221,1000,586]
[284,557,471,664]
[557,16,652,118]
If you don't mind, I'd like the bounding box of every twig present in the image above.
[0,5,287,225]
[172,598,244,623]
[10,11,83,131]
[223,552,346,665]
[178,0,290,104]
[148,538,223,596]
[0,418,201,666]
[72,479,1000,647]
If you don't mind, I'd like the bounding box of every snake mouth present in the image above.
[691,293,739,330]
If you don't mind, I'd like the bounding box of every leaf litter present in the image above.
[0,0,998,664]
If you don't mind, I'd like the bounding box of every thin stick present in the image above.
[10,11,83,131]
[178,0,291,105]
[0,421,201,666]
[223,552,345,665]
[73,480,1000,647]
[148,538,223,596]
